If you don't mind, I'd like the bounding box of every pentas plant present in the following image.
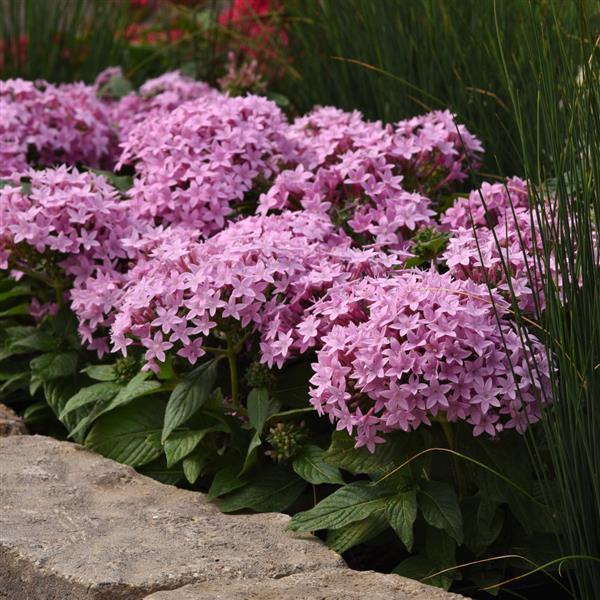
[441,178,555,312]
[0,166,139,327]
[0,72,561,593]
[117,93,299,234]
[92,212,394,375]
[0,79,119,176]
[101,69,218,138]
[260,107,481,251]
[305,270,550,451]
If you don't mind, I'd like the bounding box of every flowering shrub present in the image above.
[307,271,550,450]
[0,71,558,594]
[0,79,118,176]
[117,93,297,233]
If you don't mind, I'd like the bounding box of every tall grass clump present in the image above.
[0,0,130,83]
[276,0,596,176]
[488,5,599,597]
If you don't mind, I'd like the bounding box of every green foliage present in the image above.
[275,0,598,176]
[162,359,218,441]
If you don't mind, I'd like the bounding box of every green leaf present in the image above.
[162,360,218,441]
[385,489,418,551]
[66,372,161,441]
[394,556,452,590]
[60,382,122,418]
[463,496,504,556]
[247,387,278,432]
[106,372,161,412]
[288,481,391,532]
[12,331,58,353]
[0,303,30,317]
[424,527,457,575]
[207,465,246,500]
[263,407,314,428]
[22,401,53,426]
[324,430,411,475]
[85,398,165,467]
[326,513,388,553]
[239,430,262,476]
[164,427,224,468]
[182,451,207,484]
[0,285,30,304]
[82,364,116,381]
[271,361,313,407]
[216,465,305,513]
[138,456,183,485]
[419,480,463,545]
[292,445,344,485]
[30,351,78,383]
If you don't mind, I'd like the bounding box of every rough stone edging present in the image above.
[0,435,467,599]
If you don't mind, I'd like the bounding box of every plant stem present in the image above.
[226,333,239,408]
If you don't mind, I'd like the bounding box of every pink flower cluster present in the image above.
[101,69,217,138]
[307,270,550,449]
[0,72,552,446]
[0,166,136,278]
[441,178,551,312]
[88,212,393,371]
[117,93,298,234]
[258,107,482,250]
[0,79,118,177]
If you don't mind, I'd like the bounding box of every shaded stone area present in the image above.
[0,436,466,600]
[0,403,27,437]
[145,569,466,600]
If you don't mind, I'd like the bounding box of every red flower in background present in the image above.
[219,0,286,56]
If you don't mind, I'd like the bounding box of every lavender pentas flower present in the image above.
[306,270,550,451]
[0,79,119,176]
[0,166,139,337]
[103,69,218,138]
[260,107,481,251]
[441,178,554,312]
[117,94,299,235]
[389,110,484,194]
[98,212,393,372]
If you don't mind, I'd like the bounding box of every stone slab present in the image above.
[0,435,342,599]
[0,403,27,437]
[0,435,466,600]
[144,569,467,600]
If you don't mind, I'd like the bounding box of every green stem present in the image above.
[226,333,239,408]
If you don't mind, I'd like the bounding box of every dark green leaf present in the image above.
[394,555,452,590]
[12,330,58,353]
[216,466,305,513]
[288,481,391,532]
[138,456,183,485]
[292,444,344,485]
[182,451,207,484]
[207,465,246,500]
[164,427,224,468]
[239,431,262,476]
[85,398,165,467]
[60,382,122,418]
[162,360,218,441]
[30,351,78,383]
[324,430,411,475]
[326,513,388,553]
[82,364,116,381]
[247,387,278,433]
[0,303,30,317]
[385,489,418,551]
[419,481,463,544]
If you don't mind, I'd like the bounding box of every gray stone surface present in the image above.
[0,403,27,436]
[144,569,467,600]
[0,435,466,600]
